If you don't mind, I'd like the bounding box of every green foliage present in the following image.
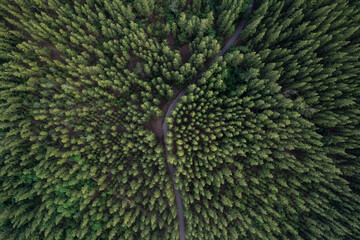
[1,0,359,240]
[166,0,360,239]
[216,0,246,36]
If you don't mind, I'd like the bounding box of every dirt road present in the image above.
[161,2,255,239]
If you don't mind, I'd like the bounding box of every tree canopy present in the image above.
[1,0,359,239]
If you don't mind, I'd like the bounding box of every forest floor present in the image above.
[179,43,191,63]
[144,86,181,140]
[166,34,175,50]
[128,55,142,72]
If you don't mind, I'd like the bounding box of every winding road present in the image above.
[161,2,255,240]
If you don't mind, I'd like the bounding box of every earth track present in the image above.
[161,2,255,239]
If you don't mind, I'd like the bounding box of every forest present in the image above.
[0,0,359,239]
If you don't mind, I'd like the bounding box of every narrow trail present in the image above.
[161,2,255,239]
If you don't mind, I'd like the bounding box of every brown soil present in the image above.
[148,14,158,24]
[143,116,163,140]
[283,149,295,154]
[40,41,65,63]
[283,148,305,159]
[143,86,181,140]
[179,43,191,63]
[49,45,63,61]
[166,34,176,50]
[128,55,142,72]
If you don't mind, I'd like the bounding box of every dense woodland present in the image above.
[0,0,359,239]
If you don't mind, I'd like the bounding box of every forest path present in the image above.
[161,2,255,239]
